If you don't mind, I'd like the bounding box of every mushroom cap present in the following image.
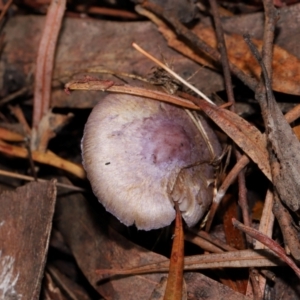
[82,94,221,230]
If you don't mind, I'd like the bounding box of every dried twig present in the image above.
[0,0,12,23]
[232,218,300,279]
[0,169,85,192]
[132,42,215,105]
[189,229,237,252]
[0,127,25,142]
[0,87,30,107]
[0,140,85,178]
[184,231,224,253]
[206,154,249,231]
[95,248,284,278]
[208,0,251,250]
[33,0,66,128]
[208,0,235,108]
[249,268,263,300]
[75,5,140,19]
[9,105,31,135]
[272,192,300,260]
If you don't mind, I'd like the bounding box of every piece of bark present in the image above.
[0,180,57,300]
[1,15,224,108]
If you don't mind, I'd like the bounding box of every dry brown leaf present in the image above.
[164,206,185,299]
[142,7,300,95]
[196,99,271,181]
[0,140,85,178]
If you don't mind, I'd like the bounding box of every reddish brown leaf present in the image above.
[164,205,185,300]
[33,0,66,128]
[194,99,271,181]
[232,218,300,279]
[141,7,300,95]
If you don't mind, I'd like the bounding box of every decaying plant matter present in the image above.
[2,0,300,299]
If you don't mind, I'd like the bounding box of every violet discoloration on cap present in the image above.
[82,94,221,230]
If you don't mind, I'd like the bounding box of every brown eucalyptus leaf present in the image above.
[197,100,271,181]
[164,207,185,300]
[146,10,300,95]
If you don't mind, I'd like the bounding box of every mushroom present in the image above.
[81,93,221,230]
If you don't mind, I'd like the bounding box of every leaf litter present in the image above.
[2,1,300,299]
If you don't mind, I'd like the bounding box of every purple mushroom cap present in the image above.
[82,94,221,230]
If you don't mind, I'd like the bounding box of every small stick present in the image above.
[33,0,66,128]
[232,218,300,279]
[205,155,249,231]
[0,0,12,23]
[25,141,38,181]
[272,192,300,260]
[208,0,235,108]
[75,5,140,19]
[209,0,251,244]
[0,87,30,107]
[132,42,215,105]
[244,35,273,109]
[189,228,237,252]
[0,169,85,192]
[9,105,31,135]
[185,231,224,254]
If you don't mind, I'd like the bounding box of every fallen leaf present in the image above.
[164,206,185,300]
[0,140,85,178]
[141,6,300,95]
